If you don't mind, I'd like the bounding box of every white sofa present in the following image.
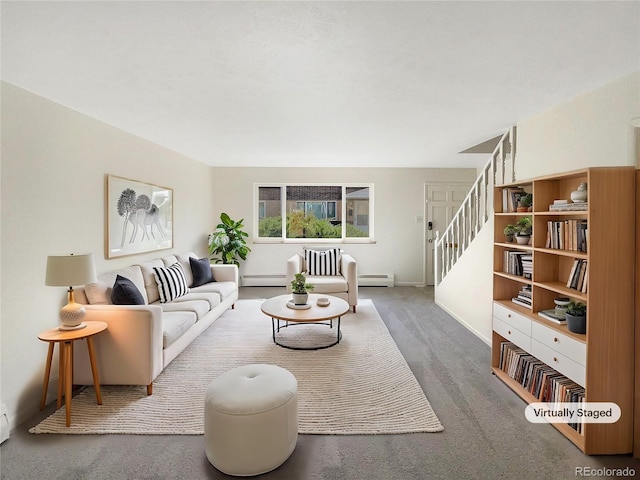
[72,252,238,395]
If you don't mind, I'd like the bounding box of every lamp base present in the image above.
[59,322,87,331]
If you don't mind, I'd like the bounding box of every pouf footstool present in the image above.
[204,364,298,476]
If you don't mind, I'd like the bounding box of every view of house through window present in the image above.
[256,185,372,241]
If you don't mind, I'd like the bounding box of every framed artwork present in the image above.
[106,175,173,258]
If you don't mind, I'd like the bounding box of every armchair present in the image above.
[286,248,358,312]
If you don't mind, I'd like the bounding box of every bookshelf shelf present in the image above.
[492,167,635,455]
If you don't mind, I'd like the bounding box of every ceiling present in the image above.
[2,1,639,169]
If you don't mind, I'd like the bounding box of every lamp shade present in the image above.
[45,253,97,287]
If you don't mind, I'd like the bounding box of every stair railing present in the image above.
[434,127,516,285]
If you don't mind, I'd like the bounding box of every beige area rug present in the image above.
[30,299,443,435]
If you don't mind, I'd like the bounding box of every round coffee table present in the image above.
[261,294,350,350]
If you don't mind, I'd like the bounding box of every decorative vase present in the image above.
[554,297,571,318]
[570,183,588,203]
[292,293,308,305]
[566,313,586,334]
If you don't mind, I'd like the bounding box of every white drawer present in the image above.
[494,317,531,352]
[531,321,586,366]
[493,302,531,335]
[530,339,586,387]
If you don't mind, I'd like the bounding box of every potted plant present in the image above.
[517,193,533,212]
[290,273,314,305]
[208,213,251,266]
[503,224,517,243]
[515,216,532,245]
[565,301,586,334]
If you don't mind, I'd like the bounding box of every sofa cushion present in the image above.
[171,291,221,310]
[305,249,341,276]
[85,265,148,305]
[158,299,211,321]
[139,258,166,304]
[190,257,215,287]
[305,275,348,293]
[153,262,190,303]
[192,281,237,301]
[111,275,145,305]
[162,311,197,348]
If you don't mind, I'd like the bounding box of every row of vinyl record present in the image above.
[545,219,588,252]
[499,342,585,434]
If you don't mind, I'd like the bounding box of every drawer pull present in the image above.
[553,357,558,362]
[507,314,511,318]
[554,337,558,343]
[508,330,511,335]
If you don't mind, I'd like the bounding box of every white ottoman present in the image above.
[204,364,298,476]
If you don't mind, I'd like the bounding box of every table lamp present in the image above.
[45,253,97,330]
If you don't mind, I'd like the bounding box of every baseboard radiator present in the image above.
[358,274,394,287]
[241,275,287,287]
[241,273,395,288]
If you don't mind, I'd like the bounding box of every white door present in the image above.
[425,183,471,286]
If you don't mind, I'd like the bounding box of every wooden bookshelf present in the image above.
[492,167,635,455]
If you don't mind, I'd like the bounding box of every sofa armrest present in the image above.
[73,304,164,388]
[211,264,239,285]
[285,254,303,293]
[341,254,358,286]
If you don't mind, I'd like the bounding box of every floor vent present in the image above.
[359,274,394,287]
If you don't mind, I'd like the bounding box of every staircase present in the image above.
[434,127,517,285]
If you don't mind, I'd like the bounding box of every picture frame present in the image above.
[106,174,173,258]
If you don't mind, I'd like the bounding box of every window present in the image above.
[255,184,373,242]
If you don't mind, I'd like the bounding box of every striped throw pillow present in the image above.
[305,249,341,276]
[153,262,189,303]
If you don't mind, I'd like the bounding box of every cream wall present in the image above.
[1,83,217,430]
[435,71,640,345]
[211,167,477,286]
[516,71,640,179]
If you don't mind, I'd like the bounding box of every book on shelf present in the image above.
[566,259,588,292]
[538,309,567,324]
[503,250,531,278]
[502,187,525,213]
[545,220,588,252]
[511,297,532,308]
[548,201,588,211]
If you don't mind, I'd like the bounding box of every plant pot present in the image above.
[566,313,586,334]
[504,234,514,243]
[515,235,530,245]
[516,207,528,212]
[292,293,308,305]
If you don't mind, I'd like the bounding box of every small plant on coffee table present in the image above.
[291,273,314,305]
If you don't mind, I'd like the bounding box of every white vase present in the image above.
[570,183,588,203]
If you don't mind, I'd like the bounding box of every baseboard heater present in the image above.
[358,274,394,287]
[241,275,287,287]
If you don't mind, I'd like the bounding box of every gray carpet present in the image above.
[2,287,638,480]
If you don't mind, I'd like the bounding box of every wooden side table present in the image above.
[38,321,107,426]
